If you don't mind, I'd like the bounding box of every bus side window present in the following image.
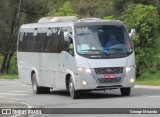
[39,33,46,52]
[23,33,28,51]
[18,32,25,51]
[58,30,66,53]
[62,27,73,53]
[46,33,53,52]
[26,33,34,52]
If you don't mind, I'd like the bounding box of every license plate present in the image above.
[104,74,115,79]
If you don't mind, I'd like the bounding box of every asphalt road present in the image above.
[0,79,160,117]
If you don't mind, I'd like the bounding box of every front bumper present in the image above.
[74,66,136,90]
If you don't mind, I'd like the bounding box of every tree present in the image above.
[20,0,49,23]
[0,0,22,74]
[74,0,114,18]
[48,1,77,16]
[121,4,159,76]
[0,0,49,74]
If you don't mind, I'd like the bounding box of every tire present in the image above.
[31,73,50,94]
[120,87,131,96]
[68,76,80,99]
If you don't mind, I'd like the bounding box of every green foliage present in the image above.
[0,54,17,75]
[20,0,49,23]
[48,1,77,16]
[103,16,115,20]
[0,74,18,79]
[74,0,114,18]
[121,4,159,76]
[112,0,133,17]
[136,70,160,86]
[9,53,18,74]
[0,0,16,51]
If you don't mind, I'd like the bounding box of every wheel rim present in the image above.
[69,81,74,97]
[33,80,37,92]
[32,75,37,93]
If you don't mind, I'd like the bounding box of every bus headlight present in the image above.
[82,80,87,85]
[130,78,134,83]
[125,65,135,73]
[125,66,131,72]
[78,68,92,74]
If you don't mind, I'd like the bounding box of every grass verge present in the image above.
[0,74,18,79]
[136,70,160,86]
[136,79,160,86]
[0,54,18,79]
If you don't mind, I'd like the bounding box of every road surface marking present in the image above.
[19,102,33,108]
[1,85,27,87]
[8,98,23,101]
[9,91,30,93]
[8,98,32,108]
[0,93,29,96]
[10,102,33,117]
[0,96,6,98]
[148,95,160,98]
[135,85,160,89]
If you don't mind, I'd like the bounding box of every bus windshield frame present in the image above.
[75,25,133,59]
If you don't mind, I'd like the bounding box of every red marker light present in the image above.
[128,44,132,49]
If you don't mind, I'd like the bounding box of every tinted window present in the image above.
[18,27,72,53]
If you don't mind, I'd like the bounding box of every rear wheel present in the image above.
[120,87,131,96]
[69,76,80,99]
[31,73,50,94]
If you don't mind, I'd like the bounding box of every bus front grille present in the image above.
[98,77,121,83]
[95,67,123,74]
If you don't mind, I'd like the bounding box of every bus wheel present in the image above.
[69,76,80,99]
[31,73,50,94]
[120,87,131,96]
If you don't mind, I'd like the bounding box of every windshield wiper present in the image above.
[81,49,103,52]
[108,48,131,54]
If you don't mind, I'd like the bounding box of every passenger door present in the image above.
[59,51,76,88]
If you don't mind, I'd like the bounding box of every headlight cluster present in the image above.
[125,66,131,72]
[125,65,135,73]
[78,68,92,74]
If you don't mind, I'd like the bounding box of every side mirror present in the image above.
[129,29,136,39]
[63,32,70,41]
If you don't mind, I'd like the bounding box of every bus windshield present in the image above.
[75,25,133,59]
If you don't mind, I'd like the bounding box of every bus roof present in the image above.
[20,16,125,29]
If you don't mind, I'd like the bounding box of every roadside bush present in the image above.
[0,54,18,75]
[121,4,159,76]
[9,53,18,74]
[48,1,77,16]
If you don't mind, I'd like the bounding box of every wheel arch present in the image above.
[65,74,71,91]
[30,67,39,86]
[65,70,76,90]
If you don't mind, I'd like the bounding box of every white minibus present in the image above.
[17,16,136,99]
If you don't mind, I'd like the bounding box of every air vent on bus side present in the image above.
[38,16,78,23]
